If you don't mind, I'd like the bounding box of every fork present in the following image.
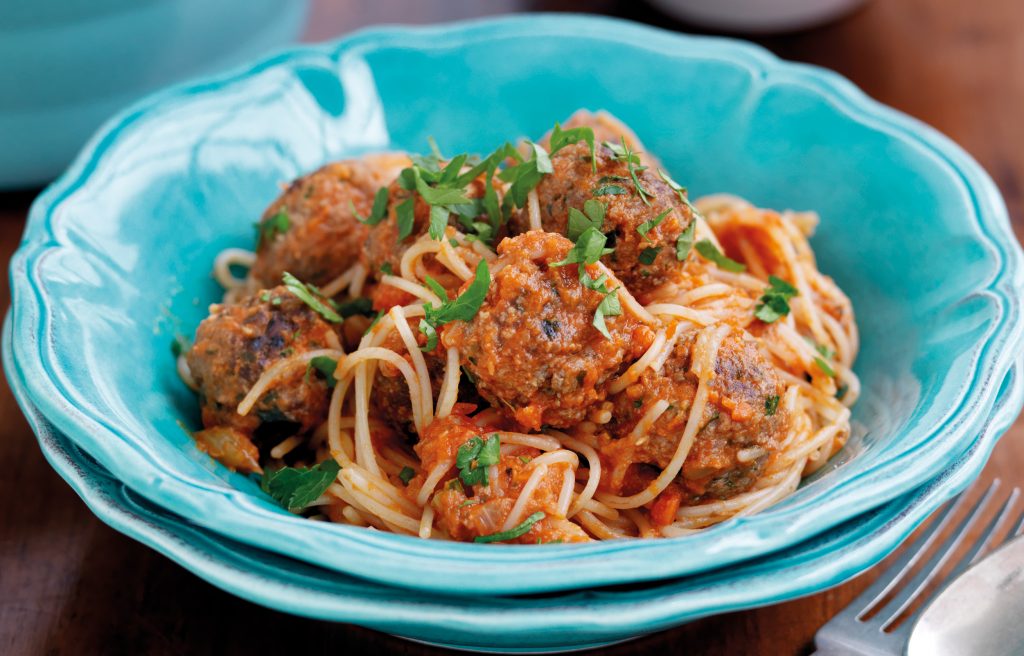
[812,478,1023,655]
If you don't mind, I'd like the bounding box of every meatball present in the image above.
[250,154,408,288]
[441,231,654,431]
[510,139,695,298]
[363,170,494,278]
[601,325,787,503]
[187,286,340,438]
[542,109,659,169]
[370,324,446,431]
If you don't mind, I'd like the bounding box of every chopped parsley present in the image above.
[605,138,652,205]
[306,355,338,388]
[474,511,545,543]
[352,187,390,226]
[592,184,628,196]
[765,395,780,416]
[456,434,501,486]
[592,286,623,339]
[676,221,695,261]
[549,123,597,172]
[335,296,374,319]
[754,276,799,323]
[567,200,606,241]
[260,460,340,511]
[395,197,416,241]
[637,208,671,243]
[814,356,836,377]
[255,210,290,248]
[398,466,415,486]
[816,343,835,359]
[694,240,746,272]
[657,168,704,217]
[282,272,343,322]
[552,227,614,269]
[638,246,662,265]
[419,259,490,351]
[380,262,394,276]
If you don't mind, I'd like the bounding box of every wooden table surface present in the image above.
[2,1,1022,654]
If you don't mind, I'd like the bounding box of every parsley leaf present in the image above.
[456,434,501,486]
[551,227,614,269]
[419,259,491,350]
[592,184,628,196]
[816,343,835,359]
[380,262,394,276]
[398,466,415,486]
[605,138,652,205]
[306,355,338,388]
[657,168,704,219]
[638,246,662,265]
[423,275,448,301]
[814,356,836,377]
[549,123,596,172]
[474,511,545,543]
[260,460,340,511]
[282,272,343,322]
[335,297,374,319]
[637,208,672,243]
[754,275,799,323]
[256,210,290,248]
[676,221,695,261]
[567,200,605,241]
[395,198,415,241]
[694,240,746,272]
[765,395,780,416]
[353,187,389,226]
[593,287,622,339]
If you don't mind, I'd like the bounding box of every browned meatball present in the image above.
[441,231,655,431]
[187,286,340,437]
[541,109,659,169]
[601,325,787,503]
[370,325,446,431]
[250,155,407,288]
[510,139,695,298]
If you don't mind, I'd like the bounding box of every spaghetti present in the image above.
[179,111,858,544]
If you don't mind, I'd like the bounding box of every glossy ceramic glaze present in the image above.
[0,0,308,188]
[9,15,1024,595]
[7,318,1022,652]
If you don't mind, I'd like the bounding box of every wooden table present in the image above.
[2,1,1022,653]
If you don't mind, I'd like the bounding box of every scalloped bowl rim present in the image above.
[9,15,1024,595]
[9,319,1023,651]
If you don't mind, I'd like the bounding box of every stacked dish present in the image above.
[6,15,1024,651]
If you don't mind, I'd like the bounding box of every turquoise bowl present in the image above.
[9,15,1024,595]
[7,318,1023,652]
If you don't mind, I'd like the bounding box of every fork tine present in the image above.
[887,486,1020,637]
[828,481,977,626]
[878,480,1002,632]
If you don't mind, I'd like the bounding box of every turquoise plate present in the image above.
[7,317,1023,652]
[9,15,1024,595]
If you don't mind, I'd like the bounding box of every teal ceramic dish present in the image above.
[7,319,1023,652]
[9,15,1024,595]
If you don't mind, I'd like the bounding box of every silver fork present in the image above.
[812,478,1023,655]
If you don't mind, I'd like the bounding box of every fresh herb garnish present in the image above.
[282,272,343,322]
[765,395,780,416]
[816,343,835,359]
[306,355,338,388]
[456,434,501,486]
[592,184,628,196]
[260,460,340,511]
[694,240,746,272]
[814,356,836,377]
[605,138,652,205]
[380,262,394,276]
[353,187,390,226]
[638,246,662,265]
[592,286,622,339]
[637,208,671,243]
[552,227,615,269]
[567,200,606,241]
[418,260,491,350]
[398,466,415,486]
[754,276,799,323]
[474,511,545,543]
[551,227,620,339]
[675,221,695,261]
[395,197,415,241]
[256,210,290,248]
[332,297,372,319]
[549,123,597,172]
